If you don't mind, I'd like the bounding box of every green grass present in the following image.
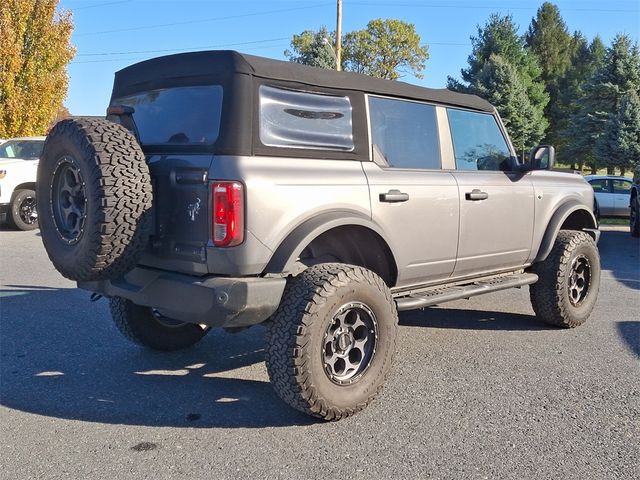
[599,217,629,226]
[555,163,634,179]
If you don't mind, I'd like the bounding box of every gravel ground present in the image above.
[1,226,638,480]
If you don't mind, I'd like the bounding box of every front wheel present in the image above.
[109,297,210,351]
[265,264,398,421]
[8,189,38,231]
[530,231,600,328]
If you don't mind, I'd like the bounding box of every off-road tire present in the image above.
[630,193,639,237]
[109,297,210,351]
[37,118,153,282]
[265,263,398,421]
[530,231,600,328]
[8,189,38,231]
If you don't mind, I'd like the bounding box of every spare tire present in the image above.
[37,118,153,282]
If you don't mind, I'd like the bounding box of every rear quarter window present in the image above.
[258,85,354,151]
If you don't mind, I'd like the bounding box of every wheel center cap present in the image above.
[336,331,353,352]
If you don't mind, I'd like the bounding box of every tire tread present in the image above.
[265,263,398,421]
[38,118,153,281]
[530,230,599,328]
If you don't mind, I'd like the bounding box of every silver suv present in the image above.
[37,51,601,421]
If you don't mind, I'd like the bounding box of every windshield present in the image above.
[112,85,223,146]
[0,140,44,160]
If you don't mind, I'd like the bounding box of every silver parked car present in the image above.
[585,175,633,217]
[36,51,601,421]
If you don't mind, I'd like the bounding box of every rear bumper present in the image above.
[78,267,286,328]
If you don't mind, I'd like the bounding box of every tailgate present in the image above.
[139,154,213,273]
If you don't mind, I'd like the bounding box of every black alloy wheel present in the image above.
[18,194,37,226]
[322,302,378,385]
[50,156,87,244]
[8,189,39,231]
[567,255,591,307]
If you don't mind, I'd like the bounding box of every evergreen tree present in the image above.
[447,14,548,149]
[565,34,640,172]
[595,92,640,175]
[524,2,573,145]
[525,3,573,86]
[556,35,606,167]
[475,54,545,159]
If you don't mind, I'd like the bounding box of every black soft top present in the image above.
[112,50,493,113]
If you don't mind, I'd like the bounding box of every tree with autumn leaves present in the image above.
[0,0,75,138]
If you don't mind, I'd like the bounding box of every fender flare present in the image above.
[263,210,397,275]
[534,201,598,263]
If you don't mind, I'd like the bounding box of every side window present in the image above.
[589,179,610,193]
[368,96,441,169]
[447,108,512,171]
[259,85,354,151]
[612,180,632,194]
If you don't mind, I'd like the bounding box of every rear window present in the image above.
[112,85,223,145]
[259,85,354,151]
[368,96,441,169]
[612,179,632,194]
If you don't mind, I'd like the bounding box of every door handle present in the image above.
[379,190,410,203]
[465,189,489,201]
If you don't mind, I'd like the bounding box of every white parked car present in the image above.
[0,137,45,230]
[584,175,633,218]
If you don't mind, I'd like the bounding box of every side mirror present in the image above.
[529,145,555,170]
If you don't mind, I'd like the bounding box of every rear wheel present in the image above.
[8,189,38,231]
[109,297,210,351]
[265,264,398,421]
[530,231,600,328]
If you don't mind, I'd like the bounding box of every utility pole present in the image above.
[335,0,342,71]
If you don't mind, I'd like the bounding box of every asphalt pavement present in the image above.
[1,226,638,479]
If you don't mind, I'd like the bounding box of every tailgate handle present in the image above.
[379,190,410,203]
[465,189,489,201]
[175,170,208,184]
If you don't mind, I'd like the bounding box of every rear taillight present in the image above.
[212,181,244,247]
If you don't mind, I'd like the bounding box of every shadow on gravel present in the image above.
[598,230,640,290]
[617,322,640,358]
[0,287,315,429]
[399,307,552,331]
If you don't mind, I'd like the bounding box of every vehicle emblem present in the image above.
[187,198,201,222]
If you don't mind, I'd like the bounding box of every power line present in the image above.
[72,0,130,10]
[71,42,290,64]
[348,1,639,13]
[76,37,290,57]
[75,2,332,37]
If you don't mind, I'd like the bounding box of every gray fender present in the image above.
[264,210,397,275]
[534,201,599,263]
